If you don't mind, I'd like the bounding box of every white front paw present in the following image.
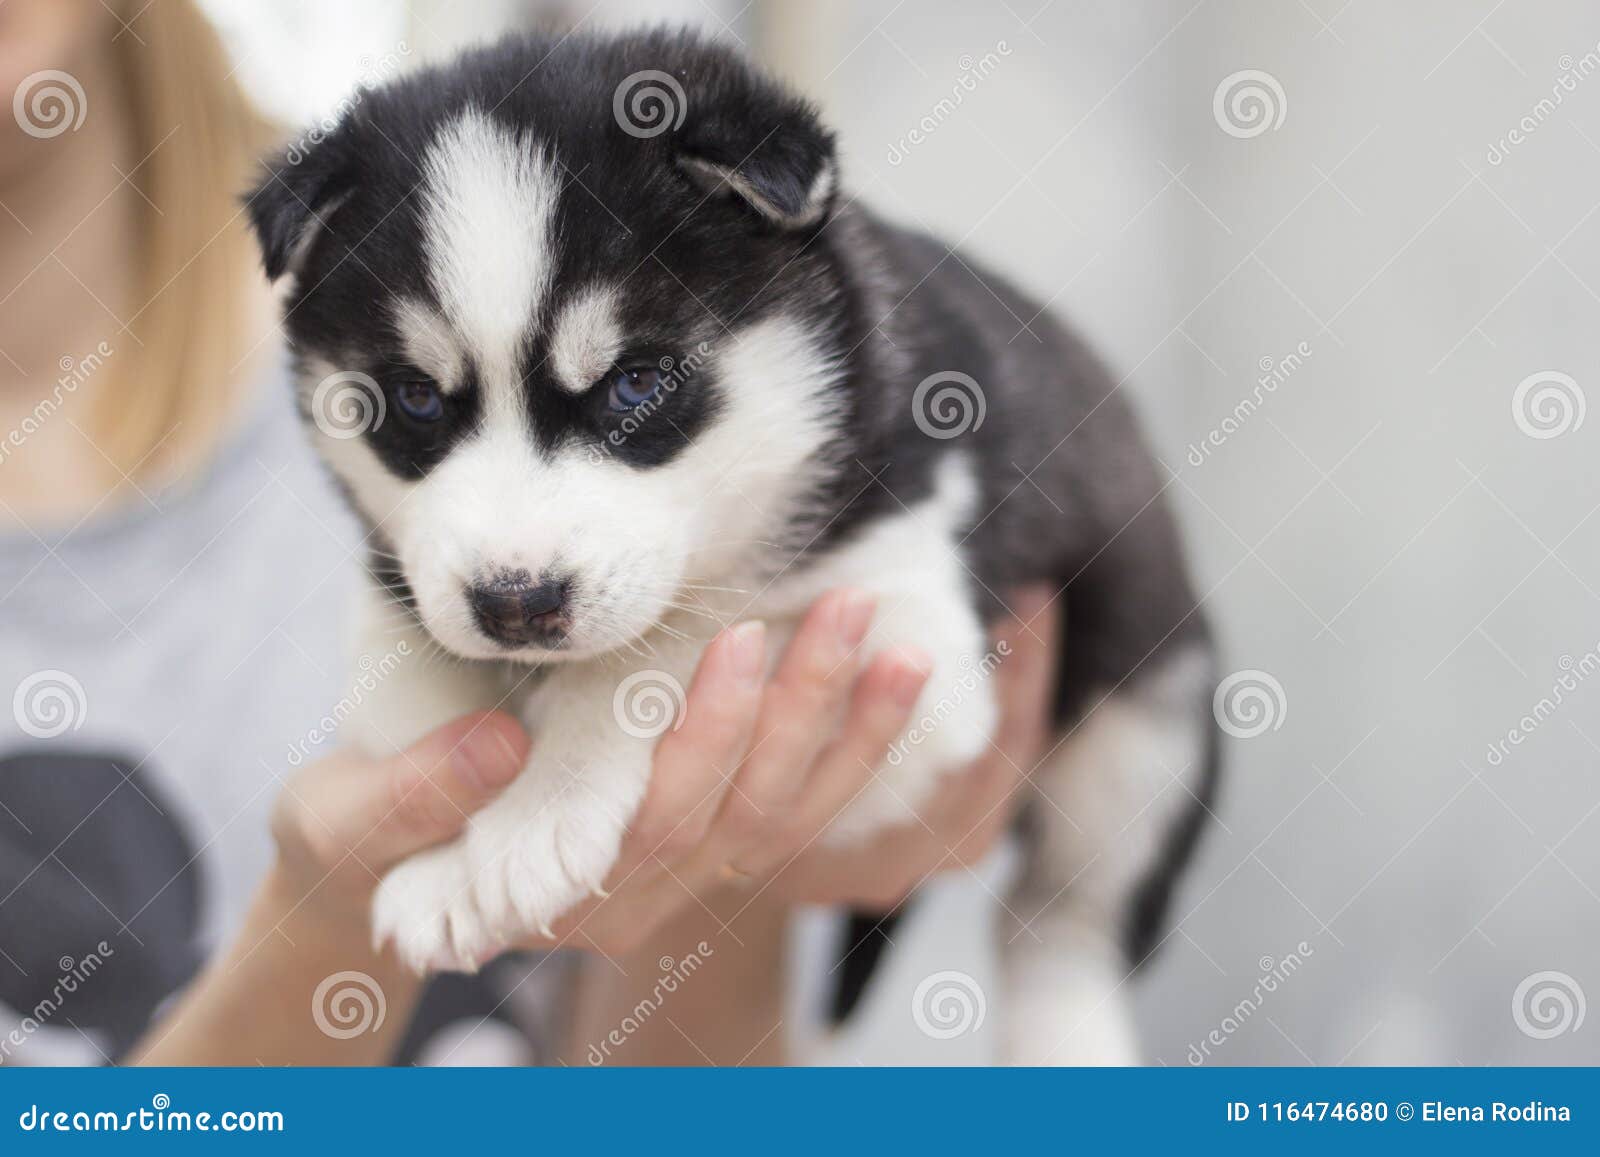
[371,843,477,972]
[372,791,627,973]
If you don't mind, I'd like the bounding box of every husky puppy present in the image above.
[246,27,1218,1064]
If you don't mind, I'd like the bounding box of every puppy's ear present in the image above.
[242,135,352,281]
[671,65,837,230]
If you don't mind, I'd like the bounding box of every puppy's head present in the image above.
[247,30,847,662]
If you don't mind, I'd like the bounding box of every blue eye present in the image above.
[395,379,444,422]
[605,367,663,411]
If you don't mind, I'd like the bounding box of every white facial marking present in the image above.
[419,107,560,408]
[390,297,465,391]
[549,285,624,394]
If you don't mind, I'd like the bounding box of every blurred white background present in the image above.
[199,0,1600,1064]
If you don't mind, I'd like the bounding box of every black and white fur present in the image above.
[246,28,1218,1064]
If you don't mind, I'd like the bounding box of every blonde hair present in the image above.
[97,0,275,476]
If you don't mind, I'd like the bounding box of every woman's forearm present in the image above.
[565,887,789,1067]
[129,867,423,1066]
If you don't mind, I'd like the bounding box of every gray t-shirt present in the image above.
[0,368,561,1065]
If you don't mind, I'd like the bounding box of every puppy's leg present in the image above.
[1002,642,1214,1065]
[339,576,511,755]
[372,640,704,972]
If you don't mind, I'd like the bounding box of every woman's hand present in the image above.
[261,591,925,957]
[132,713,537,1065]
[561,585,1058,1066]
[267,585,1057,962]
[761,586,1058,909]
[537,585,1059,957]
[139,586,1056,1065]
[269,710,531,926]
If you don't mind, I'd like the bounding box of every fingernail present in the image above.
[890,648,933,707]
[729,620,767,684]
[452,723,522,790]
[837,590,876,650]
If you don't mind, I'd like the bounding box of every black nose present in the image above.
[468,574,569,647]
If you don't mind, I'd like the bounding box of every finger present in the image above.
[776,648,931,850]
[776,592,1063,905]
[720,589,875,830]
[348,711,530,868]
[695,648,929,887]
[612,620,766,876]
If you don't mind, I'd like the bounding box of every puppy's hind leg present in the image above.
[1002,641,1217,1065]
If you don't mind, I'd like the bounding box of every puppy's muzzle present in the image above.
[469,572,569,647]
